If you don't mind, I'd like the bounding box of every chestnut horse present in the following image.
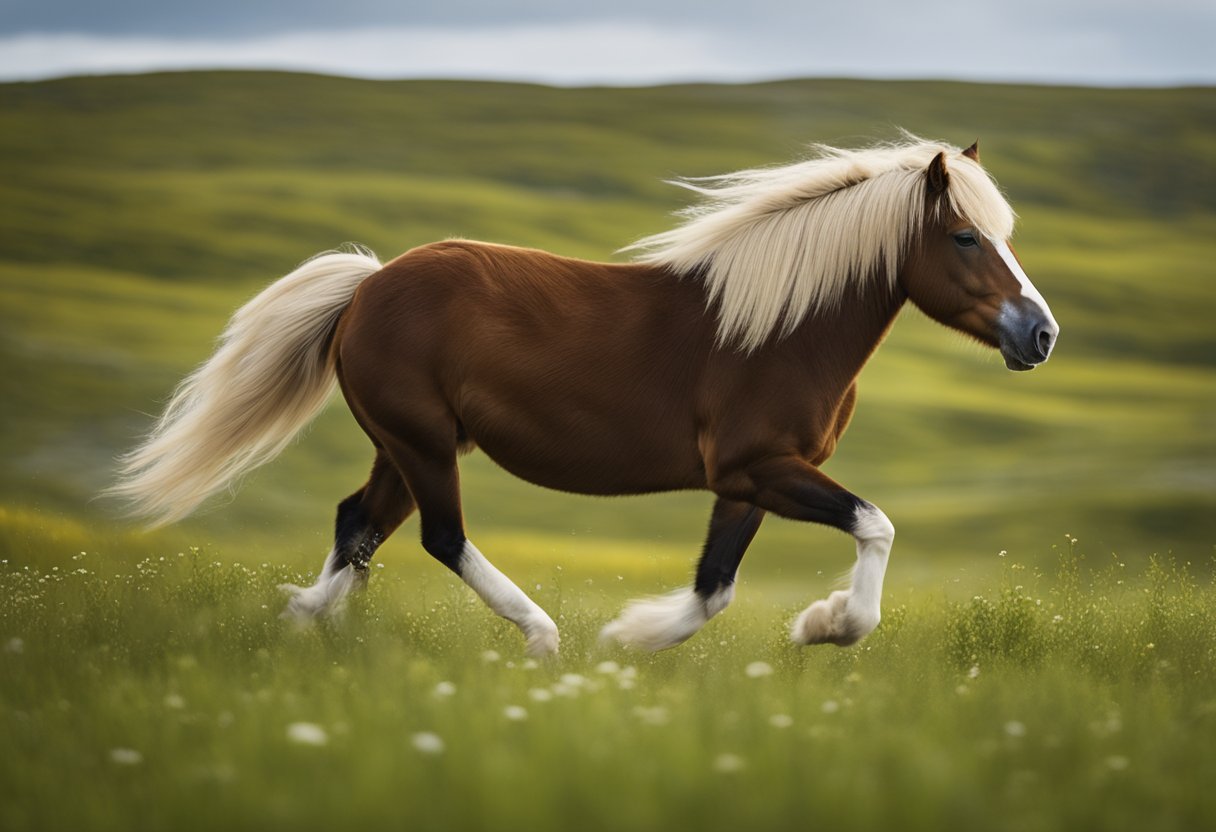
[112,138,1058,656]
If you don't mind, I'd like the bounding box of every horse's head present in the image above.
[900,144,1058,371]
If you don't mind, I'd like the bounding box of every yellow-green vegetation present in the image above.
[0,72,1214,829]
[1,543,1213,831]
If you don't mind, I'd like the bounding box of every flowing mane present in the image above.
[625,137,1016,352]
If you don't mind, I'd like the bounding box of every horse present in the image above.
[110,136,1058,656]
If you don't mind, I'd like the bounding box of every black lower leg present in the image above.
[334,492,385,574]
[693,497,765,599]
[332,452,414,578]
[420,519,467,574]
[721,455,866,532]
[392,451,468,575]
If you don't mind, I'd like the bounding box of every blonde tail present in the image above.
[109,247,382,527]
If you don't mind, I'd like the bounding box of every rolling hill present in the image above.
[0,72,1213,589]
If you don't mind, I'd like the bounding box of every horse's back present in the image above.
[340,239,703,369]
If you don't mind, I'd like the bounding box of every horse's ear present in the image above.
[963,140,980,162]
[926,151,950,196]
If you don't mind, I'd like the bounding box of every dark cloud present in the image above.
[4,0,733,37]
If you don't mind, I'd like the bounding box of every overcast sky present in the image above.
[0,0,1212,86]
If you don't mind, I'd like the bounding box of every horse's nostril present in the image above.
[1035,325,1055,360]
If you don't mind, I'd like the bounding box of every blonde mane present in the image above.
[625,137,1016,352]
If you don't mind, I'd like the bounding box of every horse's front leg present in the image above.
[717,456,894,647]
[600,497,765,651]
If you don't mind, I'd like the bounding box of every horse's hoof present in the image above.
[599,589,707,652]
[790,590,875,647]
[278,582,330,626]
[524,623,561,657]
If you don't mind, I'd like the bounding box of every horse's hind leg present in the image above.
[280,451,414,621]
[380,435,560,657]
[601,498,764,650]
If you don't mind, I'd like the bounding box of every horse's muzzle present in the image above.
[999,303,1059,372]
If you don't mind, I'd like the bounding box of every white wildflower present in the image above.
[714,753,746,773]
[503,705,528,721]
[286,722,329,746]
[109,748,143,765]
[1004,721,1026,738]
[769,714,793,729]
[821,700,840,714]
[433,681,457,698]
[745,661,773,678]
[528,688,554,703]
[411,732,445,754]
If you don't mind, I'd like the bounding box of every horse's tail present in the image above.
[108,247,383,527]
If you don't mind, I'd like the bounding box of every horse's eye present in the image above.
[954,232,978,248]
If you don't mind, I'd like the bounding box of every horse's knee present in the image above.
[852,503,894,546]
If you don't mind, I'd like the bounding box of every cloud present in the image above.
[0,24,738,85]
[0,12,1211,86]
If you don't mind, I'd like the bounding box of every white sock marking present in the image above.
[601,581,735,651]
[848,504,894,626]
[458,541,559,656]
[791,504,893,646]
[279,548,358,623]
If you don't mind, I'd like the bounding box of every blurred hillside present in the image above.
[0,72,1213,586]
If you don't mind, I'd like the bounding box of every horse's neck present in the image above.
[784,282,907,385]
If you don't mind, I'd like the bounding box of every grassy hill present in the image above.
[0,72,1213,589]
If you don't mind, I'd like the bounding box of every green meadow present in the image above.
[0,72,1214,830]
[3,544,1215,831]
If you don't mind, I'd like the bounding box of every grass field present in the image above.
[2,542,1214,831]
[0,71,1214,829]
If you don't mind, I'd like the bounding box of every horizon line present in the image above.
[5,66,1213,91]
